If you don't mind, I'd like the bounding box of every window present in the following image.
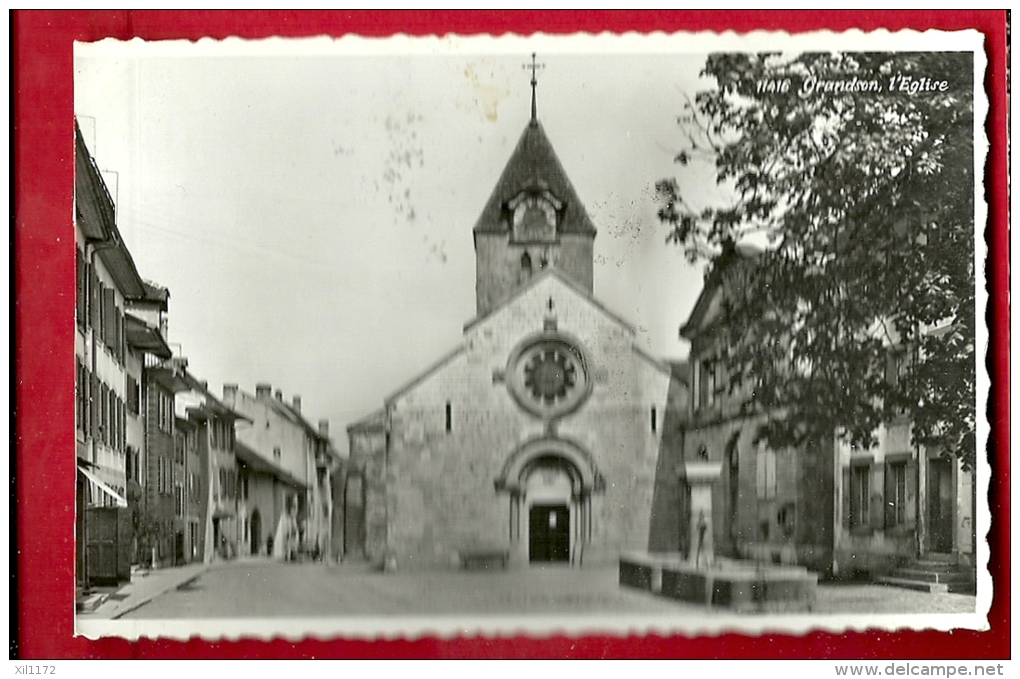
[650,406,657,433]
[755,443,777,500]
[175,485,184,517]
[507,336,591,418]
[127,376,139,415]
[521,252,532,279]
[445,401,452,432]
[886,347,910,416]
[884,456,916,528]
[273,446,281,460]
[695,355,725,410]
[848,462,871,530]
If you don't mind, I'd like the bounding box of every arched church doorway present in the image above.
[496,437,603,567]
[521,457,582,565]
[250,509,261,556]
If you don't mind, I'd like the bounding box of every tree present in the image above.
[658,52,976,469]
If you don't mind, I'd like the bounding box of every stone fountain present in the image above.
[620,459,817,612]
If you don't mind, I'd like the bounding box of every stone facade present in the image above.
[661,249,975,579]
[223,385,341,560]
[348,114,679,571]
[142,375,178,567]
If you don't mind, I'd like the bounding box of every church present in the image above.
[344,74,681,570]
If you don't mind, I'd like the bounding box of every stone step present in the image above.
[918,552,958,563]
[892,568,973,584]
[909,560,962,572]
[876,576,950,594]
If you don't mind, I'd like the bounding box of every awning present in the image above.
[125,314,173,359]
[78,465,128,508]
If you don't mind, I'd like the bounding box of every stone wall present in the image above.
[385,276,671,569]
[474,234,593,315]
[679,412,836,574]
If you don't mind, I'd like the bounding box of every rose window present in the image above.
[524,348,576,404]
[507,335,591,418]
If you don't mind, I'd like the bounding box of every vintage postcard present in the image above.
[70,28,990,641]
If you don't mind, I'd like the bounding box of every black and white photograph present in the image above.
[70,29,989,640]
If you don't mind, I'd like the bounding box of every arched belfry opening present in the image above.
[495,437,604,565]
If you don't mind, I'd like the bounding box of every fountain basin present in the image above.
[620,552,817,613]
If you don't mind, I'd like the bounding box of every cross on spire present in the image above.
[523,53,545,123]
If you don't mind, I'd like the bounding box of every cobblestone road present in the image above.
[121,559,978,620]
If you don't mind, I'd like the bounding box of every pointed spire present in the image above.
[524,53,545,124]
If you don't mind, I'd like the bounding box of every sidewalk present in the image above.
[79,561,213,620]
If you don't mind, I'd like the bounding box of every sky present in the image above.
[74,35,728,455]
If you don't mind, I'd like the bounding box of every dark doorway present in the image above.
[175,531,185,565]
[927,458,954,553]
[250,509,262,556]
[529,504,570,563]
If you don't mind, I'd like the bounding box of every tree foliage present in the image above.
[659,52,977,469]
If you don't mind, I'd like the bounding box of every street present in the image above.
[119,559,978,619]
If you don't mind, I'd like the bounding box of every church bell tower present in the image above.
[472,56,597,316]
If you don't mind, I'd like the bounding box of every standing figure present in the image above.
[272,497,297,561]
[695,510,708,569]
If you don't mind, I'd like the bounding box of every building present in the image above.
[177,374,250,563]
[174,414,204,563]
[345,96,679,570]
[122,284,179,567]
[222,384,341,560]
[123,283,190,568]
[75,120,146,587]
[656,245,975,584]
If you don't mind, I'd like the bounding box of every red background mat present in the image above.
[12,10,1009,659]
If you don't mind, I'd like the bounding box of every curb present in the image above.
[93,564,212,620]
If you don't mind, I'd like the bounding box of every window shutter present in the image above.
[870,464,885,531]
[108,388,115,448]
[76,250,86,327]
[884,461,897,528]
[904,457,918,527]
[115,310,122,362]
[98,383,107,444]
[88,374,98,439]
[103,289,117,352]
[89,270,100,330]
[841,467,851,529]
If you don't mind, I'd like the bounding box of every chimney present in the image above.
[223,383,238,401]
[292,395,302,413]
[255,383,272,400]
[318,419,329,438]
[275,389,284,401]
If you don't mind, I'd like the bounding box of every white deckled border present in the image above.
[74,27,993,641]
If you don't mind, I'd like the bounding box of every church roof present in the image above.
[463,267,634,334]
[472,121,597,236]
[680,241,764,340]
